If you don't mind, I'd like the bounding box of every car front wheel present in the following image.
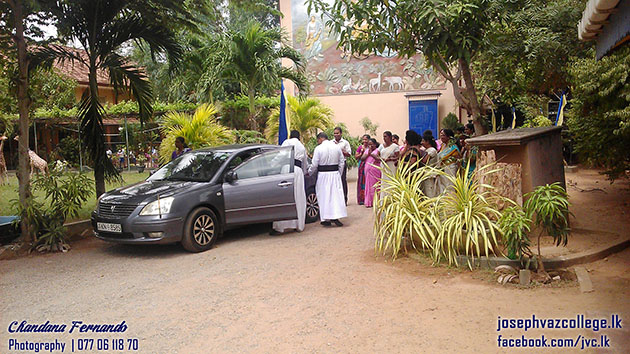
[182,207,220,252]
[305,188,319,224]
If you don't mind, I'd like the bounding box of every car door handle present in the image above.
[278,181,293,187]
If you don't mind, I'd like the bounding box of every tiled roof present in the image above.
[50,45,120,87]
[52,46,110,86]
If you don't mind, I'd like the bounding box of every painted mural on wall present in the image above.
[291,0,446,96]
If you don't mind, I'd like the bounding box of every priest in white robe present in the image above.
[307,132,347,226]
[271,130,308,234]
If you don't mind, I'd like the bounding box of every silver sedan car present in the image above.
[91,144,318,252]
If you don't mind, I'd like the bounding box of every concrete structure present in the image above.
[280,0,462,139]
[467,126,565,197]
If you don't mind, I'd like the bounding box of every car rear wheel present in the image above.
[182,207,220,252]
[305,188,319,224]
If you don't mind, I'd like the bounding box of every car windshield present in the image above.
[148,151,229,182]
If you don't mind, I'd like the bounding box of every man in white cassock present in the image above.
[271,130,308,234]
[307,132,347,226]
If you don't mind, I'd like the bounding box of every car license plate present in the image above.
[97,222,122,233]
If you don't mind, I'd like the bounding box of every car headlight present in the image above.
[139,197,174,216]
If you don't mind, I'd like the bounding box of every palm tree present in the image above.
[265,95,334,143]
[158,104,234,164]
[35,0,184,197]
[213,21,309,131]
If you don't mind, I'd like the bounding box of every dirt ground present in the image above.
[1,168,629,353]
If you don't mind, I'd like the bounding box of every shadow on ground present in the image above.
[96,222,297,258]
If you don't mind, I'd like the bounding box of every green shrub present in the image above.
[12,167,93,252]
[32,100,198,120]
[374,161,512,269]
[374,161,440,259]
[524,182,570,273]
[220,95,280,130]
[498,206,532,261]
[265,95,334,143]
[235,130,267,144]
[158,104,234,164]
[56,136,81,166]
[441,112,463,131]
[359,117,379,136]
[522,115,552,128]
[433,164,506,268]
[567,46,630,180]
[107,100,139,115]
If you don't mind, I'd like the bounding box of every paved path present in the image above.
[1,181,629,353]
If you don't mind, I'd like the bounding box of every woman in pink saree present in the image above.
[355,134,370,205]
[363,138,381,208]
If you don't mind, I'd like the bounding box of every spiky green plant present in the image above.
[158,104,234,164]
[498,206,532,261]
[374,161,441,259]
[265,95,334,143]
[434,163,508,268]
[523,182,570,273]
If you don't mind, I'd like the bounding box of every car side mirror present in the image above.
[225,170,238,183]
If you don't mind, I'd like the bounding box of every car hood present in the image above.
[100,180,196,205]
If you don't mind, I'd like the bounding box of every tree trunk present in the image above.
[90,70,106,198]
[459,59,487,135]
[94,164,106,197]
[247,87,258,131]
[429,57,488,136]
[10,0,33,243]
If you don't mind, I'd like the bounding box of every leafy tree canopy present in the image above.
[567,47,630,181]
[474,0,591,116]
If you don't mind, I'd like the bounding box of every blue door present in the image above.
[408,100,438,137]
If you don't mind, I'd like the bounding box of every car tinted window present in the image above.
[148,151,229,182]
[234,148,292,180]
[227,149,261,171]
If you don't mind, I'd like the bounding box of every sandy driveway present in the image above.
[1,175,629,353]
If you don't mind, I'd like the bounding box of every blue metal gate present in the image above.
[408,100,438,137]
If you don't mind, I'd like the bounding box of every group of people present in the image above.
[356,123,478,205]
[106,145,161,169]
[168,124,478,236]
[272,127,350,235]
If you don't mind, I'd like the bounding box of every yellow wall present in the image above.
[74,85,132,105]
[280,0,462,138]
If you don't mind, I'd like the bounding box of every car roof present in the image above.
[195,144,278,154]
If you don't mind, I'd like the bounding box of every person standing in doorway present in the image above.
[333,126,351,205]
[308,132,347,226]
[271,130,308,235]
